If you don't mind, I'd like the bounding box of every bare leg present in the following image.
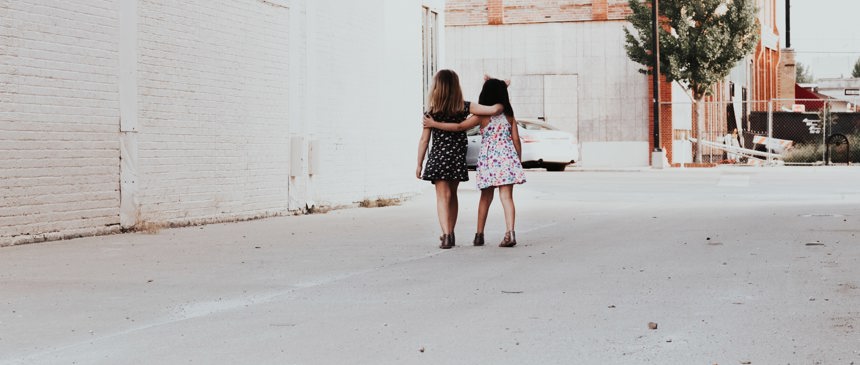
[447,181,460,235]
[476,188,495,234]
[498,185,516,232]
[434,181,451,234]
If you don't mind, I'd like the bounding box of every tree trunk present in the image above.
[694,98,705,163]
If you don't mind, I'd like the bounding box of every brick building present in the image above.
[0,0,445,246]
[444,0,785,166]
[446,0,649,167]
[668,0,785,164]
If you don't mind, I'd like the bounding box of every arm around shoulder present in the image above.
[423,114,481,132]
[469,103,504,116]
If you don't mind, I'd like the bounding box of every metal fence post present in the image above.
[822,101,828,163]
[767,101,773,165]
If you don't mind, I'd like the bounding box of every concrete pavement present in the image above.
[1,167,859,364]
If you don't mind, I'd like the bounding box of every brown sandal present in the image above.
[499,231,517,247]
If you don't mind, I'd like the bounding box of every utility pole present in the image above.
[651,0,661,153]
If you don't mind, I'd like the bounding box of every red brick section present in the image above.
[446,0,630,26]
[647,73,673,164]
[592,0,608,21]
[608,0,633,18]
[488,0,504,24]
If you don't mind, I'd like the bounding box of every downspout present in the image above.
[785,0,791,48]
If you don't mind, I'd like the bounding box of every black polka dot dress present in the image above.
[422,101,471,183]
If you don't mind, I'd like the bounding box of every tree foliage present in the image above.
[852,57,860,78]
[796,61,814,83]
[623,0,760,100]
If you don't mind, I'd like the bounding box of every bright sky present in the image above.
[785,0,860,79]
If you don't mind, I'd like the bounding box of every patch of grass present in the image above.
[783,134,860,164]
[784,143,825,164]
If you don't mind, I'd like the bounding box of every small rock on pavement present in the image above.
[419,346,425,353]
[648,322,658,330]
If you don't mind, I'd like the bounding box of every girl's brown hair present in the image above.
[426,69,465,116]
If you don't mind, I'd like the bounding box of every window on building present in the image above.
[422,6,438,110]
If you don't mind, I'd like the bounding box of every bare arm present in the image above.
[469,103,504,116]
[423,114,482,132]
[509,117,522,162]
[416,127,431,179]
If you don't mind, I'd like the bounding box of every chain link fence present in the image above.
[664,99,860,166]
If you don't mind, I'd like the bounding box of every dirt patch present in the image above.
[135,221,167,235]
[838,282,859,294]
[359,198,401,208]
[831,314,857,333]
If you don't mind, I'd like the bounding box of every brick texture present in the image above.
[488,0,503,24]
[446,0,630,26]
[647,74,673,163]
[135,0,291,224]
[0,0,122,244]
[1,0,431,246]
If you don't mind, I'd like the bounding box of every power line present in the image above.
[793,51,860,54]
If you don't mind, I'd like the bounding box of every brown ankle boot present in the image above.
[449,232,456,247]
[499,231,517,247]
[473,233,485,246]
[439,234,453,249]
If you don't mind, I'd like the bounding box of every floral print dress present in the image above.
[476,114,526,190]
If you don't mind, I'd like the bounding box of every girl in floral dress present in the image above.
[423,77,525,247]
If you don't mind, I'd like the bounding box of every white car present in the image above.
[466,119,579,172]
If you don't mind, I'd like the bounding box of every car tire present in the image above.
[545,163,568,172]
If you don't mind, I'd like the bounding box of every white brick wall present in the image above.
[134,0,292,224]
[1,0,436,246]
[0,0,121,245]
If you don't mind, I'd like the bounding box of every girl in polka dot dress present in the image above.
[423,77,525,248]
[416,70,503,249]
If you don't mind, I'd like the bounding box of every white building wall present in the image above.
[446,21,650,167]
[1,0,435,246]
[0,0,122,245]
[134,0,292,225]
[293,0,430,206]
[817,78,860,105]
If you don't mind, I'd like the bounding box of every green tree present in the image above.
[796,62,814,83]
[852,57,860,78]
[624,0,759,162]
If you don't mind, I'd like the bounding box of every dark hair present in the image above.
[478,78,514,118]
